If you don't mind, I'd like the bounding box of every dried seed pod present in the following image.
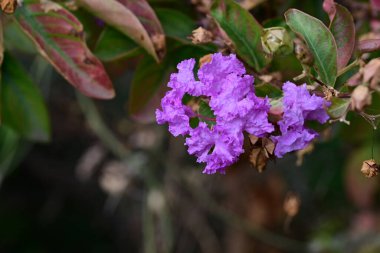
[249,148,267,173]
[361,159,379,178]
[189,27,214,45]
[248,136,275,173]
[0,0,17,14]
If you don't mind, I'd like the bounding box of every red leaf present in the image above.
[15,1,114,99]
[77,0,160,62]
[371,0,380,11]
[323,0,336,21]
[117,0,165,58]
[324,1,355,70]
[357,39,380,53]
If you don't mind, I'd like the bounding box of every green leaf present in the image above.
[285,9,338,86]
[189,117,200,128]
[211,0,268,71]
[198,100,216,126]
[328,97,350,119]
[0,125,19,172]
[335,61,360,89]
[255,83,282,98]
[155,8,195,42]
[1,54,50,142]
[94,26,141,61]
[129,55,167,116]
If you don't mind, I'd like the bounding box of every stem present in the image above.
[195,114,216,122]
[337,59,360,76]
[76,92,130,159]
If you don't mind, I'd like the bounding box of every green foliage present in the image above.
[211,0,268,71]
[285,9,338,86]
[0,125,19,172]
[328,97,350,119]
[94,27,140,61]
[155,8,196,42]
[1,53,50,142]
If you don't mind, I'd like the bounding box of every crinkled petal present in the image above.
[273,82,330,157]
[156,89,191,136]
[272,128,317,158]
[185,121,244,174]
[198,53,246,96]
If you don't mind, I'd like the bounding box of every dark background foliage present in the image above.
[1,0,380,252]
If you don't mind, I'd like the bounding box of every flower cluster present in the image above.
[156,53,274,174]
[156,54,330,174]
[271,82,330,157]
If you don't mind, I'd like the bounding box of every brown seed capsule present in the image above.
[189,27,213,45]
[248,136,275,173]
[361,159,379,178]
[0,0,17,14]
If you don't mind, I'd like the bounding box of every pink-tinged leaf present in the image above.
[15,1,114,99]
[371,0,380,11]
[77,0,159,62]
[358,39,380,53]
[324,2,355,70]
[117,0,165,59]
[323,0,336,21]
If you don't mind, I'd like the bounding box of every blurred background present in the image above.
[1,0,380,252]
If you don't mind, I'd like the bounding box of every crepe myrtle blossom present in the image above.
[156,53,274,174]
[272,82,330,158]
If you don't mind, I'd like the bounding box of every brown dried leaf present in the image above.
[199,54,213,67]
[262,137,275,156]
[248,134,259,145]
[249,148,268,173]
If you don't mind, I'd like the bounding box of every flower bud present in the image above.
[261,27,293,56]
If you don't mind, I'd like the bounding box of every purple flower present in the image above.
[155,89,193,137]
[168,59,206,96]
[186,121,244,174]
[198,53,246,96]
[272,82,330,157]
[156,53,274,174]
[272,127,318,158]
